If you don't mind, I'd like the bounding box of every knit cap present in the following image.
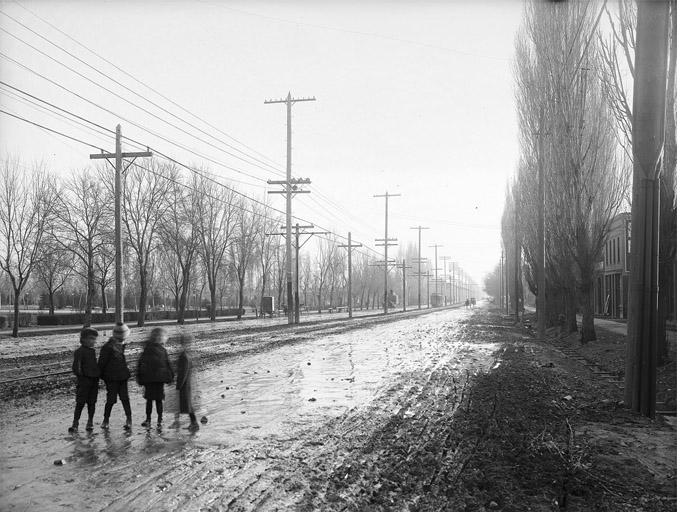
[112,322,130,341]
[80,327,99,339]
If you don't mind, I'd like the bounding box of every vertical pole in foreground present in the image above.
[537,108,546,341]
[625,1,669,418]
[265,93,315,324]
[90,125,151,326]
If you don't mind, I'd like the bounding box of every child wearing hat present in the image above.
[137,327,174,427]
[98,322,133,429]
[68,327,101,433]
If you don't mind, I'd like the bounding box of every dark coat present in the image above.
[72,345,101,378]
[137,342,173,385]
[176,350,194,414]
[98,337,131,381]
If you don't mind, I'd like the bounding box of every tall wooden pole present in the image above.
[624,1,670,418]
[265,93,315,324]
[90,125,151,326]
[537,108,546,341]
[375,191,399,314]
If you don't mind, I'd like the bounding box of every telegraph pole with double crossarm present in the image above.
[339,232,362,318]
[374,191,400,314]
[396,260,412,312]
[90,125,152,328]
[410,226,429,310]
[265,92,315,325]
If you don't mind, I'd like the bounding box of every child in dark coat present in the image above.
[69,327,101,433]
[98,322,132,429]
[137,327,174,427]
[174,334,199,431]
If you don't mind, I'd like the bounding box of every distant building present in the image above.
[595,212,631,319]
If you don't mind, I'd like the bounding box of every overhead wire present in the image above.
[1,10,452,263]
[0,26,282,184]
[1,12,380,250]
[10,4,286,175]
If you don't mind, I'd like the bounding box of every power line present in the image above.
[0,26,284,181]
[9,5,287,175]
[0,109,105,151]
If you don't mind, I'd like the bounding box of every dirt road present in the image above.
[1,307,495,511]
[2,306,675,511]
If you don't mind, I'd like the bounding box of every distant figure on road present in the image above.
[98,323,132,430]
[471,298,476,307]
[173,334,200,432]
[137,327,174,428]
[68,327,101,433]
[465,298,470,308]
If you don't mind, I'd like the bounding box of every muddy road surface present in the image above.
[1,307,494,511]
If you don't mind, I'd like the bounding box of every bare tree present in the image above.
[120,160,175,326]
[195,171,237,321]
[513,0,624,342]
[230,198,261,320]
[54,168,111,326]
[158,172,198,324]
[35,233,75,315]
[314,235,338,313]
[93,236,115,314]
[0,156,57,336]
[255,199,282,314]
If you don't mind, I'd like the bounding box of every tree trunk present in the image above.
[84,264,95,327]
[137,270,148,327]
[579,286,597,343]
[100,284,108,314]
[48,290,55,315]
[237,275,245,320]
[210,287,217,321]
[12,288,20,338]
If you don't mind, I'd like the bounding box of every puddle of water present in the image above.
[1,309,500,511]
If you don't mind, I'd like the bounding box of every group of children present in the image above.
[69,323,200,433]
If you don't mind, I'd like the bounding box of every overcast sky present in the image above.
[0,0,525,290]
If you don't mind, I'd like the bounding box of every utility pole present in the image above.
[537,107,546,339]
[514,201,520,323]
[500,250,504,311]
[270,223,326,324]
[440,256,451,306]
[429,244,442,304]
[265,92,315,325]
[90,125,151,328]
[396,260,412,312]
[410,226,429,310]
[624,1,670,418]
[374,191,400,314]
[339,232,362,319]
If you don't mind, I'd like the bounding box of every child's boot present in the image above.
[187,413,200,432]
[86,403,95,431]
[169,414,180,429]
[102,402,113,428]
[157,413,163,426]
[122,400,132,430]
[141,415,151,427]
[68,421,78,433]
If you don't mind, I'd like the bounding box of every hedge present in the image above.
[33,308,246,327]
